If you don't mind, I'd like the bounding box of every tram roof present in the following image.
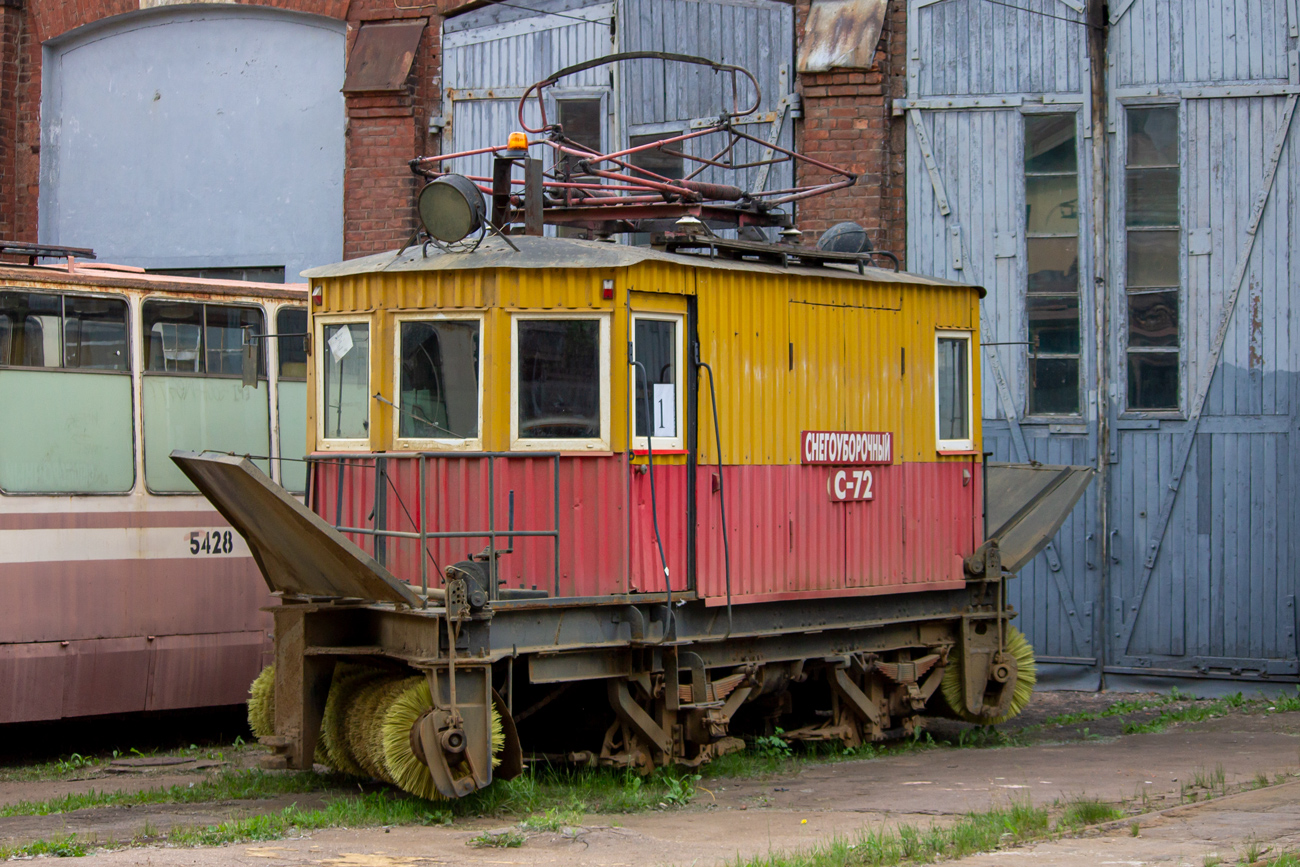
[301,235,983,295]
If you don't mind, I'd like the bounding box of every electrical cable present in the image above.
[632,355,673,641]
[695,358,733,637]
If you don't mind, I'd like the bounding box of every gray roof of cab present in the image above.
[301,235,982,293]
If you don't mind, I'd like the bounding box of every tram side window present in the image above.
[936,332,973,451]
[399,319,480,441]
[321,322,370,441]
[0,290,133,493]
[141,299,271,493]
[515,318,604,443]
[276,307,309,492]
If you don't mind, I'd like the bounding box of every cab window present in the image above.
[513,315,608,448]
[631,314,683,449]
[320,320,370,442]
[398,318,481,442]
[936,331,973,451]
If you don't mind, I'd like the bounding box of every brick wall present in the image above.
[792,0,908,259]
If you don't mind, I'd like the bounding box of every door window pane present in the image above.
[1126,167,1179,226]
[937,335,970,445]
[1027,237,1079,295]
[277,307,308,380]
[629,133,685,182]
[1127,351,1178,410]
[1126,230,1179,288]
[64,296,128,370]
[1126,107,1179,167]
[1027,295,1081,354]
[1029,356,1080,416]
[399,319,480,439]
[633,318,677,439]
[1128,291,1179,347]
[517,319,600,440]
[322,322,370,440]
[1025,174,1079,234]
[1024,114,1078,173]
[555,98,603,178]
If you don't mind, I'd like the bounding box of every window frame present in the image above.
[1119,99,1183,416]
[510,311,611,452]
[391,311,485,452]
[275,305,310,383]
[0,287,137,497]
[1021,107,1083,419]
[314,313,373,451]
[0,287,133,375]
[629,312,686,452]
[934,329,975,453]
[140,297,268,378]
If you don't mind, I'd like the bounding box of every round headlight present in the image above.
[418,174,487,243]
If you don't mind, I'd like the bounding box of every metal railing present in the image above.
[306,452,563,604]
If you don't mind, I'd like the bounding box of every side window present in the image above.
[141,299,271,493]
[0,290,133,493]
[936,331,973,451]
[1024,113,1080,415]
[513,316,608,448]
[631,315,683,450]
[398,318,481,442]
[554,97,604,178]
[277,307,309,380]
[1125,105,1180,411]
[275,306,309,492]
[320,321,370,442]
[143,301,264,375]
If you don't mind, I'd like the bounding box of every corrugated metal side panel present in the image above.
[914,0,1084,97]
[315,454,627,598]
[694,462,975,600]
[1112,0,1292,87]
[629,463,689,593]
[696,267,980,466]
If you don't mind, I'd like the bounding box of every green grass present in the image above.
[0,768,348,818]
[468,829,526,848]
[1060,795,1124,827]
[733,801,1051,867]
[0,835,89,859]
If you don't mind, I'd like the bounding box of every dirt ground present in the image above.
[2,692,1298,866]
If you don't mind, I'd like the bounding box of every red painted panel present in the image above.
[315,454,629,598]
[146,631,268,711]
[62,637,151,718]
[629,463,689,594]
[0,643,66,723]
[697,462,979,603]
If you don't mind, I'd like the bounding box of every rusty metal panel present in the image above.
[342,20,426,93]
[146,631,267,711]
[62,637,151,718]
[986,462,1094,574]
[797,0,888,73]
[0,643,66,723]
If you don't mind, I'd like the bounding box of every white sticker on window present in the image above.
[652,383,676,437]
[328,326,354,362]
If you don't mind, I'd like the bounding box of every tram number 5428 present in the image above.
[190,529,236,555]
[827,469,873,502]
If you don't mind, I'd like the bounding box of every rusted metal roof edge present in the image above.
[0,265,308,300]
[302,236,981,294]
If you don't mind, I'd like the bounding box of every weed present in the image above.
[1204,854,1222,867]
[1243,838,1265,864]
[1061,795,1123,827]
[661,772,701,806]
[469,829,525,849]
[1255,772,1271,789]
[519,805,584,832]
[1130,822,1140,837]
[753,729,793,759]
